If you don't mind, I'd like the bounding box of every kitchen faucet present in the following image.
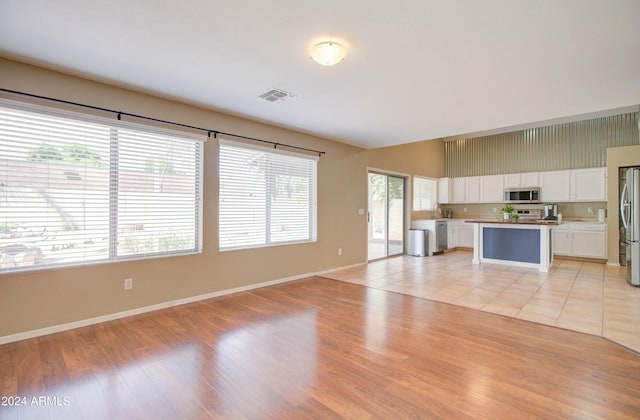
[432,202,441,219]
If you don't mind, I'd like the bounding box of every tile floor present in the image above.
[323,250,640,353]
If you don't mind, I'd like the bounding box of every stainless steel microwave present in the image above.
[504,187,540,204]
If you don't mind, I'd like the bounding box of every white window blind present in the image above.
[0,100,203,273]
[413,176,438,211]
[219,140,317,251]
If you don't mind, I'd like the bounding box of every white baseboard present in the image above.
[0,262,365,346]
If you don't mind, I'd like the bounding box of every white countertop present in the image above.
[418,217,606,224]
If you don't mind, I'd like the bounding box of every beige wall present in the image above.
[368,140,444,177]
[0,58,369,338]
[607,145,640,264]
[367,139,445,220]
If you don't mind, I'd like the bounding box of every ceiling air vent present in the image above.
[259,88,295,103]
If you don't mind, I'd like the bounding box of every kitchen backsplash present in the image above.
[416,202,607,221]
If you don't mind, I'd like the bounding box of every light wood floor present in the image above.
[324,250,640,353]
[1,275,640,418]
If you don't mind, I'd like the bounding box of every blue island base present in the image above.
[483,227,540,264]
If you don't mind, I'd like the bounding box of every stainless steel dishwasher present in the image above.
[435,220,447,254]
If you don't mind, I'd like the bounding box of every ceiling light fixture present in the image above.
[310,41,346,66]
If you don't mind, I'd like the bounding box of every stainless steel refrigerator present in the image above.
[620,167,640,286]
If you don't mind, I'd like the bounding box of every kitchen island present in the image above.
[466,220,560,272]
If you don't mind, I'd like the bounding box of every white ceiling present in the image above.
[1,0,639,149]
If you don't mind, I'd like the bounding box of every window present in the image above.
[413,176,438,211]
[0,99,203,273]
[219,140,317,251]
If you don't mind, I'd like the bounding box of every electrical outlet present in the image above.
[463,208,467,213]
[338,248,343,256]
[493,208,497,213]
[587,207,593,214]
[124,278,133,290]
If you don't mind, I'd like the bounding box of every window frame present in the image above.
[0,98,205,274]
[218,138,318,252]
[412,175,439,211]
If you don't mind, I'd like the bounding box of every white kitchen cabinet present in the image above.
[504,172,540,188]
[541,168,606,203]
[571,223,607,258]
[438,178,451,203]
[458,222,474,248]
[522,172,540,187]
[452,178,466,203]
[503,173,520,188]
[540,170,572,202]
[465,177,481,203]
[447,167,606,205]
[572,167,607,201]
[552,224,571,256]
[444,220,474,249]
[449,173,535,204]
[449,176,481,203]
[552,222,606,259]
[447,220,458,249]
[480,175,504,203]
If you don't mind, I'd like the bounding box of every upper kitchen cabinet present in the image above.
[571,167,607,201]
[440,168,606,204]
[448,176,480,203]
[438,178,451,204]
[540,168,606,202]
[480,175,504,203]
[451,177,466,203]
[465,176,481,203]
[504,172,539,188]
[540,170,572,202]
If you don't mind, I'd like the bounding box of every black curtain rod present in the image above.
[0,88,326,157]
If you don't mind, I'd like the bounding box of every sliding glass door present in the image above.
[368,172,405,260]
